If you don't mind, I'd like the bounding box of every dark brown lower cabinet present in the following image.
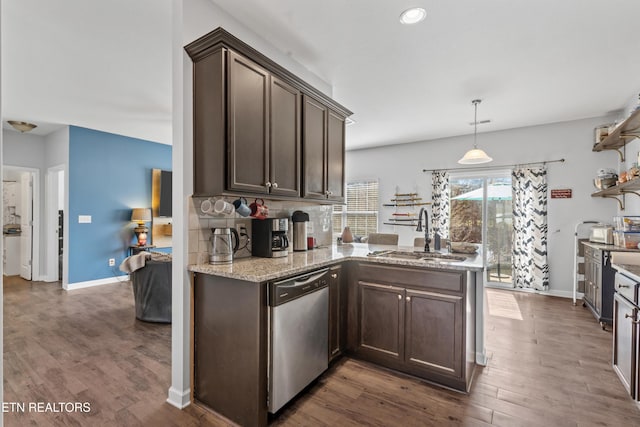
[193,273,268,427]
[405,289,463,379]
[351,263,475,392]
[329,265,346,362]
[358,282,405,362]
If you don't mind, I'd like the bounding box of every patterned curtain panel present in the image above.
[431,171,450,239]
[512,167,549,290]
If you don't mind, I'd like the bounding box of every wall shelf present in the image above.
[592,109,640,161]
[591,178,640,210]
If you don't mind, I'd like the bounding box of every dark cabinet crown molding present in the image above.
[184,27,352,118]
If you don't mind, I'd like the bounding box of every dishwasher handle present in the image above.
[270,269,329,306]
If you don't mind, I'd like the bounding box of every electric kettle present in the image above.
[210,227,240,264]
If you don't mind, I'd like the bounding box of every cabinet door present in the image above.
[405,289,463,379]
[326,110,345,202]
[584,256,594,306]
[269,77,301,197]
[613,292,637,398]
[594,258,602,315]
[329,265,342,361]
[227,50,269,194]
[302,95,327,200]
[358,281,404,362]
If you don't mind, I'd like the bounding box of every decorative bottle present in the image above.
[341,226,353,243]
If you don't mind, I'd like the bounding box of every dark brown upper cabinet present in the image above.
[303,95,346,202]
[327,110,346,202]
[227,51,270,194]
[269,77,301,197]
[185,27,351,201]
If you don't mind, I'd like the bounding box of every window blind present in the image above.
[333,180,379,238]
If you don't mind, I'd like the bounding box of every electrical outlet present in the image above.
[108,258,115,267]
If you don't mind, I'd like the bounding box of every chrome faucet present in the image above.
[416,207,431,252]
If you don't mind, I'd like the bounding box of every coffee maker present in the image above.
[251,218,289,258]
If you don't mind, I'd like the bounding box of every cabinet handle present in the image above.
[398,294,402,300]
[265,181,272,188]
[406,296,411,302]
[331,274,338,279]
[618,284,630,288]
[272,182,278,188]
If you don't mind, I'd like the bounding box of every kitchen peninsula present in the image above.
[189,244,485,426]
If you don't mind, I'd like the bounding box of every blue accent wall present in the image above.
[68,126,171,284]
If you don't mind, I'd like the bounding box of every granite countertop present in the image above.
[188,243,484,282]
[612,263,640,282]
[582,241,640,252]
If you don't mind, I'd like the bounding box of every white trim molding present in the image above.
[64,276,129,291]
[167,386,191,409]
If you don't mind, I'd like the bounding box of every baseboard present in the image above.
[64,275,129,290]
[167,387,191,409]
[485,283,580,300]
[476,351,488,366]
[535,289,578,299]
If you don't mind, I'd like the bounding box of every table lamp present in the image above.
[131,208,152,246]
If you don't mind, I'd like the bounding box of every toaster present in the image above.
[589,224,614,244]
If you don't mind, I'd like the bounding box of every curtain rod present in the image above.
[422,158,565,173]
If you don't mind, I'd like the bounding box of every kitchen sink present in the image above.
[367,250,467,263]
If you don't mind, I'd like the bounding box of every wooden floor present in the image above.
[4,277,640,426]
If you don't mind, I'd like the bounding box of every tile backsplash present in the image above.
[188,196,334,265]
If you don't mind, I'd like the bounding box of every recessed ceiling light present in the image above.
[399,7,427,25]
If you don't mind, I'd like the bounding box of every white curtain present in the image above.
[431,171,450,239]
[512,167,549,290]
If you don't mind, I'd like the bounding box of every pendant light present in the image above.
[458,99,492,164]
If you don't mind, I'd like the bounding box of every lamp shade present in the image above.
[131,208,152,223]
[458,148,493,164]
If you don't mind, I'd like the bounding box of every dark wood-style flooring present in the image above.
[4,276,640,426]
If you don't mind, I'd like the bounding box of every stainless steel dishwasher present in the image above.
[268,268,329,413]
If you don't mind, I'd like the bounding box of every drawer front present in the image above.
[358,263,464,294]
[615,272,639,305]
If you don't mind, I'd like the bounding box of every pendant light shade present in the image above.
[458,147,493,164]
[458,99,492,164]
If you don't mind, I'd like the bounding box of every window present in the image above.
[333,180,379,238]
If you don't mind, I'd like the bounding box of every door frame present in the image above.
[45,164,66,283]
[3,165,40,281]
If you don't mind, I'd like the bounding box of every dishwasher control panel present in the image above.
[269,268,329,307]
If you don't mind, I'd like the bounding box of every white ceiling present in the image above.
[2,0,640,150]
[1,0,172,144]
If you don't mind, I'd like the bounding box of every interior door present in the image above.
[19,172,33,280]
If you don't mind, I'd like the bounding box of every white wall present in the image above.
[45,126,69,167]
[346,115,621,297]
